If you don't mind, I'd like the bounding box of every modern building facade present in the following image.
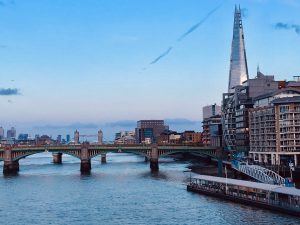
[202,115,222,147]
[66,134,70,143]
[249,88,300,167]
[135,120,166,144]
[202,104,222,147]
[18,133,29,141]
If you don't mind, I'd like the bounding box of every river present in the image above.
[0,153,299,225]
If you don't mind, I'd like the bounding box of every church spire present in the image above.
[228,5,249,93]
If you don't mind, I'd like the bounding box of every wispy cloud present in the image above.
[275,22,300,35]
[105,120,136,128]
[165,118,199,126]
[150,47,173,64]
[0,88,20,96]
[241,8,248,18]
[35,123,99,130]
[0,0,14,7]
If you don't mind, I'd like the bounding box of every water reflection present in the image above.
[0,153,299,225]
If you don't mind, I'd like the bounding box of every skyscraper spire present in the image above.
[228,5,249,93]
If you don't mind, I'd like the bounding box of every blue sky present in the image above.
[0,0,299,140]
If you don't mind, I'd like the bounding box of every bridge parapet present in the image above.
[0,144,222,174]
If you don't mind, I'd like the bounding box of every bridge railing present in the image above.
[232,160,287,186]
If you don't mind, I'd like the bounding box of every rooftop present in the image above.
[271,96,300,104]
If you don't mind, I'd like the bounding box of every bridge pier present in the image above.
[3,146,19,175]
[3,160,19,175]
[101,153,106,163]
[80,143,91,174]
[80,160,91,174]
[150,144,159,172]
[52,153,62,164]
[150,159,159,171]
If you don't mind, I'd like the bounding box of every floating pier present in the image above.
[187,175,300,217]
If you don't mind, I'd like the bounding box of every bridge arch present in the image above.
[88,150,149,160]
[49,151,81,160]
[13,151,45,161]
[159,150,216,158]
[13,150,81,161]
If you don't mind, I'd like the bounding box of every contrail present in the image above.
[150,46,173,64]
[147,1,225,66]
[178,2,224,41]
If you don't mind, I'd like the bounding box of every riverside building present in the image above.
[202,114,222,147]
[249,88,300,167]
[135,120,167,144]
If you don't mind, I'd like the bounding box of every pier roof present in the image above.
[192,175,300,197]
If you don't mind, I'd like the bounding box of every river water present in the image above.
[0,153,299,225]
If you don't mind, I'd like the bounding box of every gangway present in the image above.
[231,160,288,186]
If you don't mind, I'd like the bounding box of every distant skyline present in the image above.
[0,0,299,139]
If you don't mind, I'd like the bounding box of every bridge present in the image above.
[0,144,220,174]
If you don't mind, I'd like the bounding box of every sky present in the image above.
[0,0,299,140]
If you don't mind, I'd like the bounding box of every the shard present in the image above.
[228,5,249,92]
[222,5,250,152]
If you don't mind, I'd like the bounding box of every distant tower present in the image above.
[66,134,70,143]
[74,130,80,144]
[0,127,4,140]
[56,135,62,144]
[228,5,249,92]
[7,127,16,140]
[98,130,103,145]
[222,5,250,153]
